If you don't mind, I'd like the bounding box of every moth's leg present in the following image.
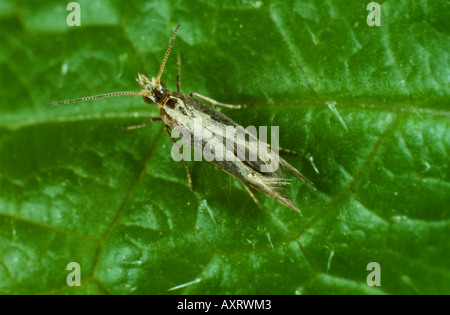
[190,92,246,109]
[122,117,162,130]
[242,183,261,207]
[265,143,300,156]
[163,126,194,191]
[176,53,181,93]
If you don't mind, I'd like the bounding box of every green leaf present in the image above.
[0,0,449,295]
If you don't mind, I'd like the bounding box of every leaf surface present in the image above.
[0,0,448,294]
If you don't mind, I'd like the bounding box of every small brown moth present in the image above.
[48,25,312,213]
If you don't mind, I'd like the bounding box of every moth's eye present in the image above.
[143,96,155,104]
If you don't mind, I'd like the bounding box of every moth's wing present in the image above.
[210,160,302,213]
[181,94,304,212]
[182,95,283,177]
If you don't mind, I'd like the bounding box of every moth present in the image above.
[48,25,312,213]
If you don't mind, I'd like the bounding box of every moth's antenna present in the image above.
[155,24,180,87]
[47,91,149,107]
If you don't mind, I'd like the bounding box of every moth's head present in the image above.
[136,74,167,105]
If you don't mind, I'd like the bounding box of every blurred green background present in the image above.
[0,0,449,294]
